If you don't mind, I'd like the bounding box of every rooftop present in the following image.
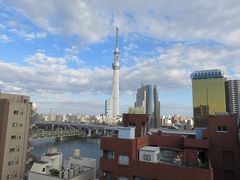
[140,146,160,151]
[190,69,224,80]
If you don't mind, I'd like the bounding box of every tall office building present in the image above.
[225,80,240,116]
[105,99,112,117]
[0,93,31,180]
[190,69,226,127]
[111,27,120,117]
[134,84,160,128]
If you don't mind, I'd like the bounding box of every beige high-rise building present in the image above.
[0,93,31,180]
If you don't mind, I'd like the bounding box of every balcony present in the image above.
[184,138,209,149]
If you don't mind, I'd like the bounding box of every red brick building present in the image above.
[207,115,240,180]
[100,114,240,180]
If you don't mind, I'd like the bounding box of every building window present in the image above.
[118,176,128,180]
[118,155,129,165]
[11,135,16,140]
[217,126,228,132]
[12,123,18,127]
[163,150,174,157]
[128,122,135,126]
[8,161,15,166]
[7,174,12,180]
[43,168,45,172]
[133,177,141,180]
[10,148,15,152]
[14,110,19,115]
[104,172,113,180]
[157,153,160,160]
[107,151,115,160]
[143,154,151,161]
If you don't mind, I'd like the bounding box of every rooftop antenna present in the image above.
[115,27,119,48]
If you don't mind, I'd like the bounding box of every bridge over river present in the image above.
[30,121,194,140]
[30,121,119,140]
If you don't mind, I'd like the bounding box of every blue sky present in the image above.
[0,0,240,116]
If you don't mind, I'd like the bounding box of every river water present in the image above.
[31,137,101,176]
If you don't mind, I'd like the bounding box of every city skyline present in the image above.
[1,1,240,116]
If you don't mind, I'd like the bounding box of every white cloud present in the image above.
[1,0,240,115]
[9,28,47,40]
[64,46,85,65]
[0,44,240,95]
[0,43,240,114]
[4,0,240,46]
[123,43,138,51]
[0,23,5,29]
[5,0,110,43]
[0,34,10,42]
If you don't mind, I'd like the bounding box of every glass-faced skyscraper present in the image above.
[190,69,226,127]
[134,84,160,128]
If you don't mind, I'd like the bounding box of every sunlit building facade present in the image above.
[0,93,31,180]
[128,107,145,114]
[190,69,226,127]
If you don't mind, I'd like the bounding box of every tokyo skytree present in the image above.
[111,27,120,117]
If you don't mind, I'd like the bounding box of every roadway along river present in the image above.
[31,137,101,176]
